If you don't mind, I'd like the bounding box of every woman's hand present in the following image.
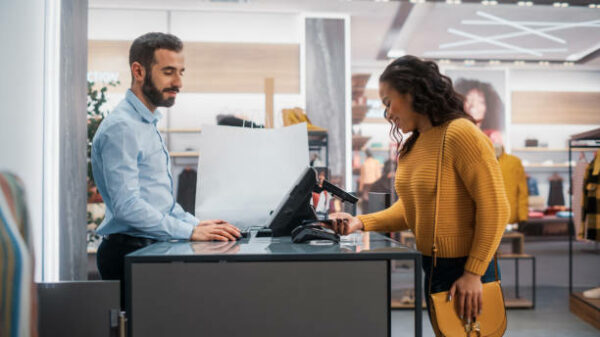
[449,271,483,321]
[328,212,364,235]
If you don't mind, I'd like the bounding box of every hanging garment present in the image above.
[177,169,197,215]
[548,176,565,206]
[583,152,600,241]
[527,176,539,196]
[498,152,529,223]
[573,158,589,240]
[0,172,37,337]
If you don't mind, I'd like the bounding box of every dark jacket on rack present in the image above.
[177,169,197,215]
[583,152,600,241]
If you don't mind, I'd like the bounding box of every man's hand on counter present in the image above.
[190,219,241,241]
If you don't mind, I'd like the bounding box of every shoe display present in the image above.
[583,287,600,299]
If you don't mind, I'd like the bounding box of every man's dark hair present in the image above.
[129,32,183,75]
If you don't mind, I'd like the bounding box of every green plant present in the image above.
[87,80,119,230]
[87,80,119,189]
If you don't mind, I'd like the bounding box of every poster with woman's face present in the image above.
[444,69,507,145]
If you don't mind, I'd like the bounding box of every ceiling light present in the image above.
[553,2,561,6]
[561,2,569,7]
[489,60,500,65]
[439,59,451,64]
[387,49,406,58]
[514,60,526,66]
[526,1,533,6]
[538,61,550,66]
[563,61,574,66]
[464,59,475,65]
[517,1,525,6]
[589,4,597,8]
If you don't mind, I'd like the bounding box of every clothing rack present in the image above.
[568,129,600,293]
[567,127,600,330]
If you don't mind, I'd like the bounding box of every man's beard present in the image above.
[142,71,178,108]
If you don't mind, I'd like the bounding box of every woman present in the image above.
[454,78,505,135]
[329,55,509,325]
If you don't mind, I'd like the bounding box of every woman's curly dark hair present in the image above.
[379,55,474,158]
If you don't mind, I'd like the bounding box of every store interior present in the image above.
[1,0,600,336]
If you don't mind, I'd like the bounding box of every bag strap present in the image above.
[428,125,448,294]
[428,123,499,296]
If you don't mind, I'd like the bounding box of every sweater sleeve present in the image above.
[357,199,408,233]
[447,120,510,275]
[516,160,529,223]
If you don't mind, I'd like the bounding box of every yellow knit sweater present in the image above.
[357,118,509,275]
[498,152,529,224]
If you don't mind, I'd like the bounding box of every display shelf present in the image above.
[170,151,199,158]
[159,128,202,133]
[362,117,388,124]
[352,104,368,125]
[523,163,572,169]
[352,135,371,151]
[570,292,600,330]
[505,298,534,309]
[512,147,594,152]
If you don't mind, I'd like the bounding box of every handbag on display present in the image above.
[428,127,507,337]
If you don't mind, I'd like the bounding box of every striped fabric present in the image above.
[0,172,36,337]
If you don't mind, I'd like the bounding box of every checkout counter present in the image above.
[125,231,423,337]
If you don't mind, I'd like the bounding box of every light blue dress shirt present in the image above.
[92,89,197,240]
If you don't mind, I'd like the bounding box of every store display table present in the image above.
[125,232,422,337]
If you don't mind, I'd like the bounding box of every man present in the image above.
[92,33,240,289]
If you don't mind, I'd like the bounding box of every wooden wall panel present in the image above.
[88,40,300,93]
[512,91,600,124]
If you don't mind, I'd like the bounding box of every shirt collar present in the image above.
[126,89,163,124]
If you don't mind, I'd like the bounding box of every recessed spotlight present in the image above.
[514,60,526,66]
[538,61,550,66]
[489,60,500,65]
[561,2,569,7]
[526,1,533,6]
[589,4,596,8]
[563,61,574,66]
[517,1,525,6]
[464,59,475,65]
[553,2,561,7]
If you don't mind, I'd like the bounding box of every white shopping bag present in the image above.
[195,123,309,228]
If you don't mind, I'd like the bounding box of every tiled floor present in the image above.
[390,239,600,336]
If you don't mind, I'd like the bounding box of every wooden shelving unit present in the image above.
[170,152,199,158]
[362,117,388,124]
[523,163,572,169]
[570,292,600,330]
[512,147,593,152]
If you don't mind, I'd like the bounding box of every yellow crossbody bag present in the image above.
[428,127,507,337]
